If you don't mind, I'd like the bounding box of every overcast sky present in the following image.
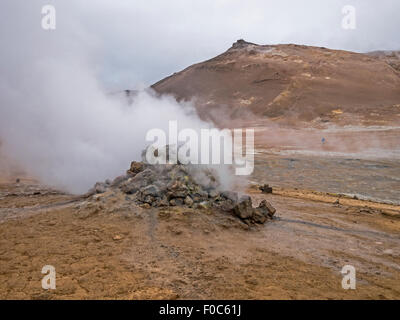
[2,0,400,88]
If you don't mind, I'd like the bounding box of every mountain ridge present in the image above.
[152,40,400,128]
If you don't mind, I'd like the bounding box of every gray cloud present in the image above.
[0,1,213,193]
[2,0,399,88]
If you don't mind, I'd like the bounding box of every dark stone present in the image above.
[259,184,273,194]
[141,185,160,197]
[234,195,253,219]
[252,210,267,224]
[255,199,276,218]
[111,174,129,187]
[127,161,145,176]
[94,182,107,194]
[220,191,239,203]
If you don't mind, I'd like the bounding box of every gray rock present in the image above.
[255,199,276,218]
[158,196,169,207]
[184,196,194,206]
[169,198,183,206]
[134,168,156,183]
[214,191,239,212]
[167,180,190,199]
[192,190,209,203]
[252,210,267,224]
[119,178,139,194]
[220,191,239,203]
[111,174,129,187]
[127,161,145,176]
[94,182,107,194]
[119,169,155,194]
[196,201,210,210]
[234,195,253,219]
[208,189,219,198]
[87,146,276,226]
[259,184,273,194]
[141,185,160,197]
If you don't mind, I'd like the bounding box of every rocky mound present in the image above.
[88,150,275,225]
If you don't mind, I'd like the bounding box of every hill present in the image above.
[152,40,400,127]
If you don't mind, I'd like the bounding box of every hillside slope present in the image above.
[152,40,400,127]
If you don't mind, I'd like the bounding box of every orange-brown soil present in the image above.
[1,177,400,300]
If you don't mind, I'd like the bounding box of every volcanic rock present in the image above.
[127,161,145,176]
[88,147,276,225]
[259,184,273,194]
[234,195,254,219]
[255,199,276,218]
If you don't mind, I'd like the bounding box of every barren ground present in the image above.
[1,40,400,299]
[1,149,399,299]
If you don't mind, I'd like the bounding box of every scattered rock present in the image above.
[196,201,210,210]
[184,196,194,207]
[111,175,129,187]
[94,182,108,194]
[127,161,145,176]
[256,199,276,218]
[234,195,254,219]
[140,203,151,209]
[259,184,273,193]
[87,145,276,225]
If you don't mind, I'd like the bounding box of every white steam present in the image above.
[0,1,219,193]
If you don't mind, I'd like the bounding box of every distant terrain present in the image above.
[153,40,400,128]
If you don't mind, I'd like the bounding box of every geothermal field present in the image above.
[1,39,400,300]
[1,2,400,303]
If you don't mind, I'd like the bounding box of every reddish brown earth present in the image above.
[1,179,400,300]
[152,40,400,128]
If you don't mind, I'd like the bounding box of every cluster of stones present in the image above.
[90,159,276,225]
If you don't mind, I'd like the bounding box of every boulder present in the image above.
[234,195,253,219]
[252,210,267,224]
[184,196,194,206]
[255,199,276,218]
[119,169,156,194]
[220,191,239,203]
[111,174,129,187]
[259,184,273,194]
[94,182,108,194]
[127,161,145,176]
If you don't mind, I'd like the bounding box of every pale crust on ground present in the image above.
[256,187,400,218]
